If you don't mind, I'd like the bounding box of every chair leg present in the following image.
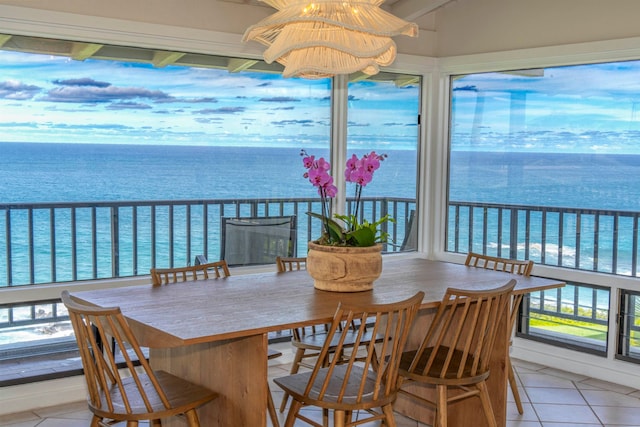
[507,355,524,414]
[280,348,305,412]
[381,404,397,427]
[477,381,498,427]
[125,422,138,427]
[151,420,162,427]
[333,410,346,427]
[90,415,101,427]
[435,384,447,427]
[184,409,201,427]
[284,400,303,427]
[267,384,280,427]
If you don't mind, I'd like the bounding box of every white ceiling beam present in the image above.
[227,57,258,72]
[0,34,11,47]
[390,0,456,21]
[71,42,102,60]
[152,51,186,67]
[395,76,420,87]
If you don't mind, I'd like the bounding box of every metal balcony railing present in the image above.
[0,197,416,287]
[447,201,639,277]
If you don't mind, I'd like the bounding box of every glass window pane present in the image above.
[347,73,421,252]
[448,62,640,276]
[446,62,640,354]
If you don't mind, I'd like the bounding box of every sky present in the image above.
[0,50,420,149]
[2,49,640,153]
[451,61,640,154]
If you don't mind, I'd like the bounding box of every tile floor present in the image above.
[2,357,640,426]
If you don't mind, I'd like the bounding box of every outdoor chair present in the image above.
[150,260,230,285]
[221,215,296,267]
[274,291,424,427]
[465,251,534,414]
[61,290,218,427]
[398,280,516,427]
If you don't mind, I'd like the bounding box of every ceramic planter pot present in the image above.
[307,241,383,292]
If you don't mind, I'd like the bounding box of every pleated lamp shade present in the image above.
[242,0,418,79]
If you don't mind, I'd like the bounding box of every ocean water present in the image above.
[2,142,638,208]
[1,142,639,282]
[0,142,417,203]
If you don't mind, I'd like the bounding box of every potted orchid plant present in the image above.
[301,149,394,247]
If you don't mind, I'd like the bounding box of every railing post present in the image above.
[5,209,12,286]
[509,207,519,260]
[111,206,119,278]
[381,199,389,246]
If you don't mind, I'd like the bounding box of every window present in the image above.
[447,61,640,353]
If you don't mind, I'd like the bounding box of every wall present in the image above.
[435,0,640,57]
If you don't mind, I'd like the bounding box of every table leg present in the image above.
[151,334,268,427]
[393,309,509,427]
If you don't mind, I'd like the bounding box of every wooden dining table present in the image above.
[71,257,564,427]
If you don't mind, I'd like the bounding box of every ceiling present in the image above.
[219,0,455,27]
[0,0,454,84]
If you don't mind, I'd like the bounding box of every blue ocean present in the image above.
[0,142,638,289]
[2,142,639,210]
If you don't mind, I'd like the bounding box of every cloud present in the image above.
[39,85,175,103]
[0,121,39,128]
[106,102,153,110]
[259,96,300,103]
[453,85,478,92]
[52,78,111,88]
[194,107,246,114]
[347,121,370,127]
[271,119,315,126]
[194,117,225,124]
[0,80,41,100]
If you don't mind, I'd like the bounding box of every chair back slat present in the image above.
[465,252,533,276]
[302,292,424,405]
[409,281,515,381]
[62,290,172,414]
[464,251,533,333]
[150,260,230,286]
[276,256,306,272]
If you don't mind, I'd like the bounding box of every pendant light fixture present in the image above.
[243,0,418,79]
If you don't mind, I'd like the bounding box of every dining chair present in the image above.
[398,279,516,427]
[275,256,382,414]
[465,251,534,414]
[150,260,230,285]
[274,291,424,427]
[61,290,218,427]
[276,256,306,272]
